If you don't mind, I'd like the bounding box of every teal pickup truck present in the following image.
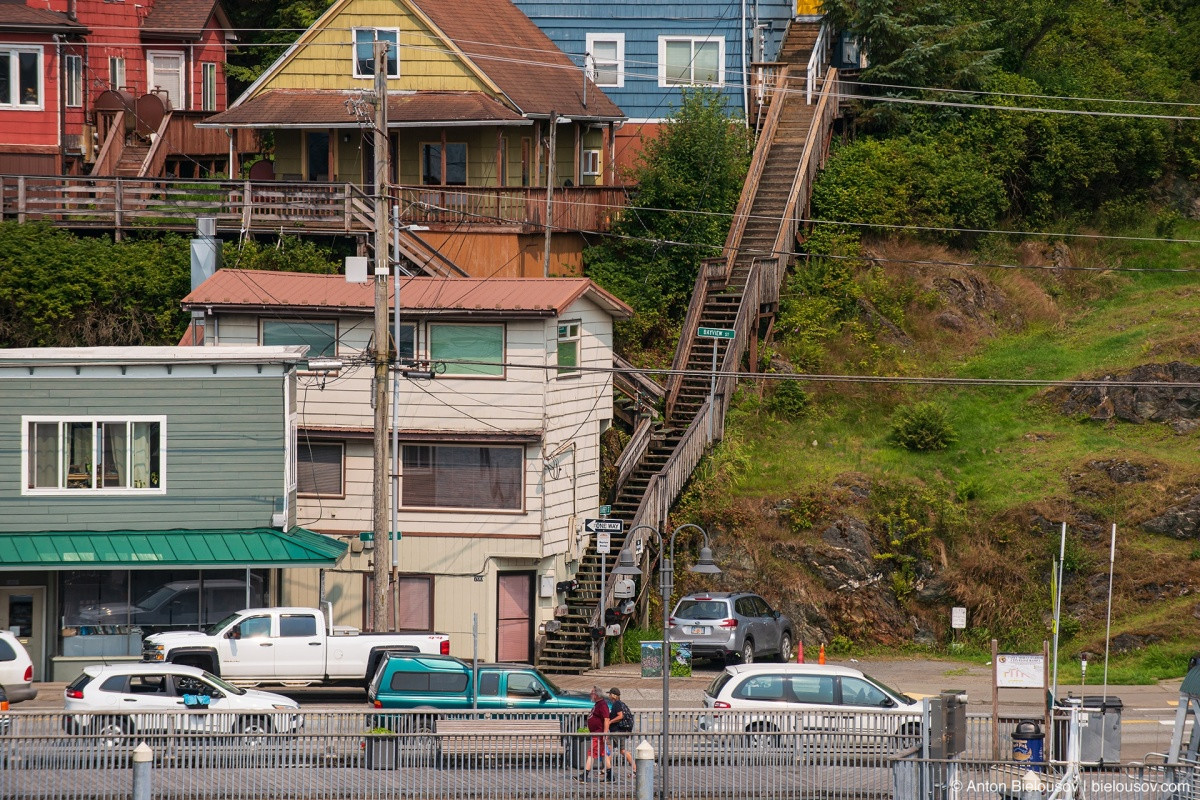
[368,654,594,712]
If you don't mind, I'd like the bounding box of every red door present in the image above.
[497,572,533,662]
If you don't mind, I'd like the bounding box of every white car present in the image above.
[0,630,37,704]
[63,663,301,746]
[699,663,922,751]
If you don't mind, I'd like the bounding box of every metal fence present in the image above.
[0,708,1191,799]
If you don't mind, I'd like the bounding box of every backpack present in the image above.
[612,700,634,732]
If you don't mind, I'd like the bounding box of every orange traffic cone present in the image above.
[818,643,826,664]
[796,640,804,663]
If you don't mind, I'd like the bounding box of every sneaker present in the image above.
[574,774,590,783]
[606,772,614,782]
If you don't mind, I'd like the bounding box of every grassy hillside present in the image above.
[669,219,1200,681]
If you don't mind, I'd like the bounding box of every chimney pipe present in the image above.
[68,0,77,22]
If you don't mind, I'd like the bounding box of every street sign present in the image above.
[951,606,967,630]
[584,518,623,533]
[597,532,611,554]
[697,326,736,339]
[598,504,612,516]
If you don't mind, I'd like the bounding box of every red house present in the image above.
[0,0,243,177]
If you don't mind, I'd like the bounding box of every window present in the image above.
[840,677,890,707]
[353,28,399,78]
[109,56,126,91]
[297,441,343,497]
[201,62,217,111]
[237,616,271,638]
[261,319,337,364]
[581,150,600,177]
[507,672,545,698]
[659,36,723,87]
[401,444,523,510]
[147,51,184,108]
[393,323,416,363]
[420,142,467,186]
[0,48,42,108]
[279,614,318,637]
[478,672,501,696]
[733,674,786,701]
[429,323,503,376]
[585,33,624,87]
[388,672,469,693]
[397,575,433,631]
[788,675,835,704]
[65,54,82,108]
[23,417,163,493]
[557,321,580,376]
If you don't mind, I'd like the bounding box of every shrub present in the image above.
[889,402,957,451]
[766,380,809,419]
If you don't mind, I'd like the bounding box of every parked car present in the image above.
[63,663,301,747]
[669,592,793,664]
[699,663,922,750]
[143,606,450,690]
[369,654,593,714]
[0,630,37,704]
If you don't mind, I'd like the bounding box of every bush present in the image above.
[766,380,809,419]
[889,402,957,451]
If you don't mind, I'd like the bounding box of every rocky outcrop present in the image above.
[1054,362,1200,427]
[1142,493,1200,538]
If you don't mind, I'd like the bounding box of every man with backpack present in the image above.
[607,687,636,774]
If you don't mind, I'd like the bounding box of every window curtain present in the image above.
[102,422,127,487]
[66,421,93,487]
[31,422,56,488]
[131,422,152,488]
[429,324,503,376]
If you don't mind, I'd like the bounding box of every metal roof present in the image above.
[201,90,525,129]
[183,270,633,319]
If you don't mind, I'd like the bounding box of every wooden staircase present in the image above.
[537,21,838,674]
[115,144,150,177]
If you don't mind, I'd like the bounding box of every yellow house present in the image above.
[203,0,627,278]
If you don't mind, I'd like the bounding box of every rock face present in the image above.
[1055,362,1200,425]
[1142,494,1200,538]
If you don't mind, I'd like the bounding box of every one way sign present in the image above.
[585,518,624,533]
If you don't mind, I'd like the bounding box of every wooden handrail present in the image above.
[724,66,790,266]
[140,112,174,178]
[90,111,126,177]
[611,417,653,501]
[664,256,726,417]
[613,353,665,402]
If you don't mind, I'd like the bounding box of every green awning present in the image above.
[0,528,347,570]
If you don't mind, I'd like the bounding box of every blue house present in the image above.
[511,0,796,174]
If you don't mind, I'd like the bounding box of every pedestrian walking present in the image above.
[607,687,636,774]
[576,686,612,782]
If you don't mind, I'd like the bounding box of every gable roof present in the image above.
[0,1,87,34]
[182,269,633,319]
[140,0,233,41]
[231,0,622,123]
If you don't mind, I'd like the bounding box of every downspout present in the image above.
[741,0,749,125]
[55,35,65,173]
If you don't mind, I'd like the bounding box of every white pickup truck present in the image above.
[141,607,450,689]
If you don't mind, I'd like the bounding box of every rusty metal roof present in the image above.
[183,269,632,319]
[202,90,526,128]
[410,0,624,121]
[0,1,87,33]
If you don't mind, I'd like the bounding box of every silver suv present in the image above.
[669,592,793,664]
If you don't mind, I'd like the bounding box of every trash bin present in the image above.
[1011,720,1045,771]
[1053,695,1122,766]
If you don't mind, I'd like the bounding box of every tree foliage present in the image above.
[584,89,751,337]
[225,0,334,94]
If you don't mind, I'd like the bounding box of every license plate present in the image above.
[690,626,709,635]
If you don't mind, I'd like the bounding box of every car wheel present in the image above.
[235,715,272,748]
[744,723,779,751]
[93,716,131,748]
[893,722,922,754]
[777,632,793,663]
[741,639,755,664]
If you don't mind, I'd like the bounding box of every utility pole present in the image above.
[542,110,556,277]
[371,39,391,632]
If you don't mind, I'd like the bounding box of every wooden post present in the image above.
[606,121,616,185]
[991,638,1000,760]
[242,179,252,233]
[343,183,352,232]
[113,177,123,239]
[542,111,556,278]
[17,175,27,224]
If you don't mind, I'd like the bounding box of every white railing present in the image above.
[806,21,830,104]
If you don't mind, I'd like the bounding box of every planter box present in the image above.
[364,736,399,770]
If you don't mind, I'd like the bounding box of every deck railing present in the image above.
[0,175,631,234]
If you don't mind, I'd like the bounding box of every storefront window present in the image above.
[61,570,268,657]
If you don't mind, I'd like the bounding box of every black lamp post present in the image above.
[614,523,720,800]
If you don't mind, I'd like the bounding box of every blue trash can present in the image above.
[1011,720,1045,772]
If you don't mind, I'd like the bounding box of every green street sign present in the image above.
[697,326,736,339]
[598,504,612,516]
[359,531,373,542]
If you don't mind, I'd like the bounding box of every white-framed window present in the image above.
[585,33,624,88]
[23,417,165,495]
[429,322,504,377]
[296,441,343,498]
[0,47,43,109]
[556,320,581,377]
[201,62,217,111]
[109,56,126,91]
[353,28,399,78]
[581,149,600,176]
[401,443,523,511]
[65,54,83,108]
[658,36,724,87]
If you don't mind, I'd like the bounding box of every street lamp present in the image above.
[614,523,720,800]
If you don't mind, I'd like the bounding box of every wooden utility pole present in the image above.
[542,111,556,277]
[371,40,391,631]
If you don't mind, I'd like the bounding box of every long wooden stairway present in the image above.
[537,21,839,673]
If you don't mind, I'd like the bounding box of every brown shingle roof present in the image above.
[183,269,633,318]
[202,89,525,128]
[140,0,230,40]
[410,0,623,121]
[0,1,87,33]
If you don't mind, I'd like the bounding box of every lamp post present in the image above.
[614,523,720,800]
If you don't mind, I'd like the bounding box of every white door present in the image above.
[215,614,273,678]
[272,612,323,679]
[148,52,184,109]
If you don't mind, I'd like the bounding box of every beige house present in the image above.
[183,269,630,661]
